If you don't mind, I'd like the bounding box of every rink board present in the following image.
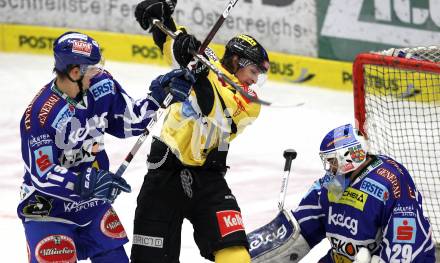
[0,23,353,91]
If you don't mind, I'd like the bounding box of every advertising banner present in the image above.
[0,24,352,91]
[0,0,317,56]
[318,0,440,61]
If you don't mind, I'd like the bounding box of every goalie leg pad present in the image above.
[247,210,310,263]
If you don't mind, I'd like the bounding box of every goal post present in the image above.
[353,48,440,247]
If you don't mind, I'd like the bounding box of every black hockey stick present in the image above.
[278,149,297,211]
[199,0,238,53]
[114,0,242,177]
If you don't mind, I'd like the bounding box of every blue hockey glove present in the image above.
[149,68,195,105]
[135,0,176,31]
[75,167,131,203]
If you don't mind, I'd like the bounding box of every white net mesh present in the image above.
[358,46,440,245]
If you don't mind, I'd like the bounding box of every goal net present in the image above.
[353,46,440,245]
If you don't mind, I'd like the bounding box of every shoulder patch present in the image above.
[89,79,114,100]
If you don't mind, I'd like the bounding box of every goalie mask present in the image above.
[319,124,368,199]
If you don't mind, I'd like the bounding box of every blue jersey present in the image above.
[292,155,435,263]
[18,72,159,225]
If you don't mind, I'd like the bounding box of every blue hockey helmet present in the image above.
[53,31,102,73]
[319,124,368,175]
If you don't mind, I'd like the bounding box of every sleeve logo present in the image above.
[393,217,416,244]
[216,210,245,237]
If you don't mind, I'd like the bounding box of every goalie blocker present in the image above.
[247,209,310,263]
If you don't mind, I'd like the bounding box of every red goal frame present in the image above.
[353,53,440,136]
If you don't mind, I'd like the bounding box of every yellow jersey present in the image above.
[158,32,261,166]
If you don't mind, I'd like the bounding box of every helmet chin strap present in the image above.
[66,73,85,102]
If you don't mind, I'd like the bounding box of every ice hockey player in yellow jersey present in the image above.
[130,1,270,262]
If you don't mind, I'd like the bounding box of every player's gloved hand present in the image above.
[173,32,209,78]
[149,68,195,105]
[135,0,177,31]
[75,167,131,203]
[173,32,201,67]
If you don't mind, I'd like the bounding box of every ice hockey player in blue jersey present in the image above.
[248,124,435,263]
[17,31,194,263]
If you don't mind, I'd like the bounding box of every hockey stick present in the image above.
[114,1,241,177]
[152,19,272,106]
[199,0,239,53]
[278,149,297,211]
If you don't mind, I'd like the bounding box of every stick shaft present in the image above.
[115,2,242,177]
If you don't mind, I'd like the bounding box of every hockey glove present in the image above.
[135,0,177,31]
[75,167,131,203]
[173,32,201,67]
[173,32,209,78]
[149,68,195,105]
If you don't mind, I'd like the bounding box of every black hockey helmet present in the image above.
[223,34,269,73]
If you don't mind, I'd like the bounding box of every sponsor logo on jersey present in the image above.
[24,86,46,131]
[72,40,92,56]
[22,195,53,216]
[328,206,358,235]
[360,178,389,203]
[33,145,54,177]
[216,210,245,237]
[328,187,368,211]
[393,205,416,217]
[64,199,105,213]
[51,104,75,132]
[55,112,107,148]
[376,167,401,198]
[29,134,52,148]
[38,93,60,127]
[133,234,164,248]
[35,235,76,263]
[89,79,114,100]
[393,218,416,244]
[59,138,102,168]
[100,208,127,239]
[328,233,379,262]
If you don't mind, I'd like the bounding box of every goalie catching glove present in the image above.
[247,209,310,263]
